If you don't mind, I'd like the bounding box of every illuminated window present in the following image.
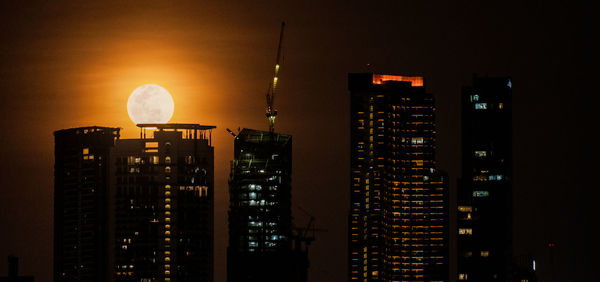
[165,185,171,190]
[151,156,159,164]
[165,231,170,235]
[473,175,487,181]
[165,191,171,196]
[165,166,171,173]
[474,151,487,157]
[481,251,489,257]
[165,204,171,210]
[165,238,170,242]
[459,273,468,280]
[165,217,171,222]
[83,148,89,154]
[473,191,489,197]
[475,103,487,110]
[458,206,473,212]
[145,141,158,148]
[411,137,424,144]
[489,174,503,181]
[165,224,170,229]
[165,198,171,203]
[185,155,193,164]
[471,94,479,102]
[458,228,473,235]
[165,156,171,164]
[499,103,504,109]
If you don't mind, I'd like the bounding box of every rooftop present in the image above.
[372,74,424,87]
[137,123,216,130]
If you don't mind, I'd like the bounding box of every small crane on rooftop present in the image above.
[265,21,285,133]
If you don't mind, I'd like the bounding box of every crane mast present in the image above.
[266,22,285,133]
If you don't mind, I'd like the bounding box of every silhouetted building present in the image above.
[0,256,34,282]
[348,73,449,281]
[54,126,120,281]
[457,75,512,281]
[227,128,306,282]
[54,123,215,282]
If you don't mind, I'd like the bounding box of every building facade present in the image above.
[112,124,215,281]
[54,123,215,282]
[54,126,120,281]
[348,73,449,281]
[227,128,302,282]
[457,75,513,281]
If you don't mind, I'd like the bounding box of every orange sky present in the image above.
[1,1,595,281]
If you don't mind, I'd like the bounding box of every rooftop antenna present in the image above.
[265,21,285,133]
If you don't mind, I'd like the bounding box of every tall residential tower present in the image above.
[457,75,513,281]
[54,127,120,281]
[112,124,215,281]
[54,123,215,281]
[348,74,449,281]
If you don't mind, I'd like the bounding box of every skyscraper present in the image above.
[54,126,120,282]
[457,75,512,281]
[227,128,300,282]
[54,123,215,282]
[112,123,215,281]
[348,73,449,281]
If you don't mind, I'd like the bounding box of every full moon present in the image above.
[127,84,174,125]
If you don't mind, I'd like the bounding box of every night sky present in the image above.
[0,1,596,281]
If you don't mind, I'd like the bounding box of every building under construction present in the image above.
[227,128,307,282]
[227,22,311,282]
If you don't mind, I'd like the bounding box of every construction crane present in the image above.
[265,21,285,133]
[226,128,237,138]
[291,206,327,255]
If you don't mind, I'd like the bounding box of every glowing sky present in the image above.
[0,1,595,281]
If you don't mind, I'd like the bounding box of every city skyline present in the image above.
[1,1,595,281]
